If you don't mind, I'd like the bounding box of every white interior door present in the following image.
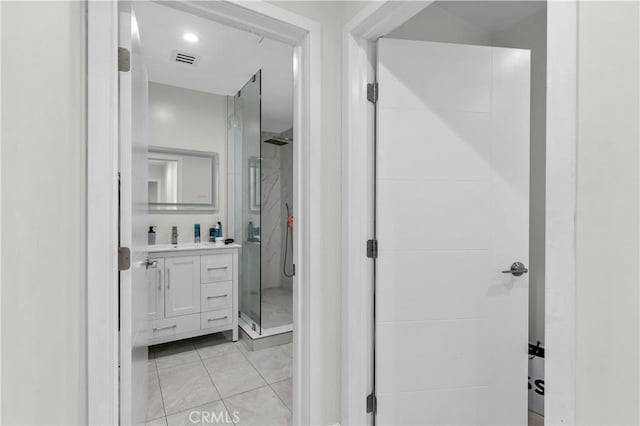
[119,4,149,425]
[375,38,530,425]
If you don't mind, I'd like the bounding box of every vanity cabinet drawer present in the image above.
[150,313,200,340]
[201,308,233,330]
[201,254,233,283]
[201,282,232,312]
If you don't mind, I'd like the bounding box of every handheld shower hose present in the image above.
[283,203,294,278]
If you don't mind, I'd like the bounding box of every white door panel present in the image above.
[377,39,491,112]
[376,39,530,425]
[377,250,492,321]
[378,107,492,181]
[119,5,149,424]
[165,256,201,318]
[377,387,490,426]
[378,180,491,250]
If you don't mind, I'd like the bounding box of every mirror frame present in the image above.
[148,146,219,213]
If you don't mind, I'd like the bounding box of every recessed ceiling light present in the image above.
[183,33,199,43]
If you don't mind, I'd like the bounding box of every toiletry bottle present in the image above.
[171,226,178,245]
[148,226,156,245]
[209,226,216,242]
[248,221,254,239]
[217,221,223,238]
[194,224,201,243]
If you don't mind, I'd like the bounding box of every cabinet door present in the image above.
[165,256,201,318]
[147,258,164,320]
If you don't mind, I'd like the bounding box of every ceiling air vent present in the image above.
[171,50,200,66]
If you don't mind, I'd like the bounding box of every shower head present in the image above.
[264,137,292,146]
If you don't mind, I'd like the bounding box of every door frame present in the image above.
[87,1,321,424]
[341,1,578,425]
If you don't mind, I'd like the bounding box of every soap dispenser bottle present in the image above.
[148,226,156,245]
[194,224,201,243]
[171,226,178,245]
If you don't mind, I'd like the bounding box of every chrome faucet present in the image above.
[171,226,178,245]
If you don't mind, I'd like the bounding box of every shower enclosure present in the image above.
[230,71,294,337]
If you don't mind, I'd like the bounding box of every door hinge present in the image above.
[118,247,131,271]
[367,82,378,103]
[118,47,130,72]
[367,239,378,259]
[366,393,377,414]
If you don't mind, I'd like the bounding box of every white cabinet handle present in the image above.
[207,316,228,322]
[207,266,228,270]
[153,324,177,332]
[207,294,228,299]
[158,269,162,290]
[166,268,170,288]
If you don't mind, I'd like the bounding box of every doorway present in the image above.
[86,2,322,425]
[130,2,297,423]
[343,1,577,425]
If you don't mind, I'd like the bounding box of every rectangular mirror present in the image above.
[148,146,219,212]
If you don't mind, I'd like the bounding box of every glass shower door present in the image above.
[235,71,262,333]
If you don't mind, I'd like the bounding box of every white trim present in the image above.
[545,1,578,424]
[87,1,321,425]
[341,2,578,425]
[87,1,119,424]
[239,317,293,340]
[341,4,430,426]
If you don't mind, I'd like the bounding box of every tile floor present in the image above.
[260,287,292,330]
[147,333,292,426]
[528,411,544,426]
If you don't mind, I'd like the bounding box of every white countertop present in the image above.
[148,242,241,253]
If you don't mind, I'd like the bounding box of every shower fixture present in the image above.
[264,136,292,146]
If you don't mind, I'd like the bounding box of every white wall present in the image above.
[576,1,640,424]
[1,1,87,424]
[148,82,228,244]
[268,2,369,423]
[387,3,493,46]
[388,2,548,346]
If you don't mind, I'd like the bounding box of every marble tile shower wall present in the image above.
[261,134,283,289]
[280,129,294,291]
[261,130,294,290]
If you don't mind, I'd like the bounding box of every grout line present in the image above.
[268,380,293,415]
[201,352,236,425]
[240,346,292,414]
[161,358,221,418]
[156,337,219,418]
[153,356,168,421]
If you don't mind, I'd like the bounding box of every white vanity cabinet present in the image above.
[147,244,240,345]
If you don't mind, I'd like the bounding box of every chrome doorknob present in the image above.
[501,262,528,277]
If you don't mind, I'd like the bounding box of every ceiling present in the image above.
[134,2,293,133]
[435,1,546,33]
